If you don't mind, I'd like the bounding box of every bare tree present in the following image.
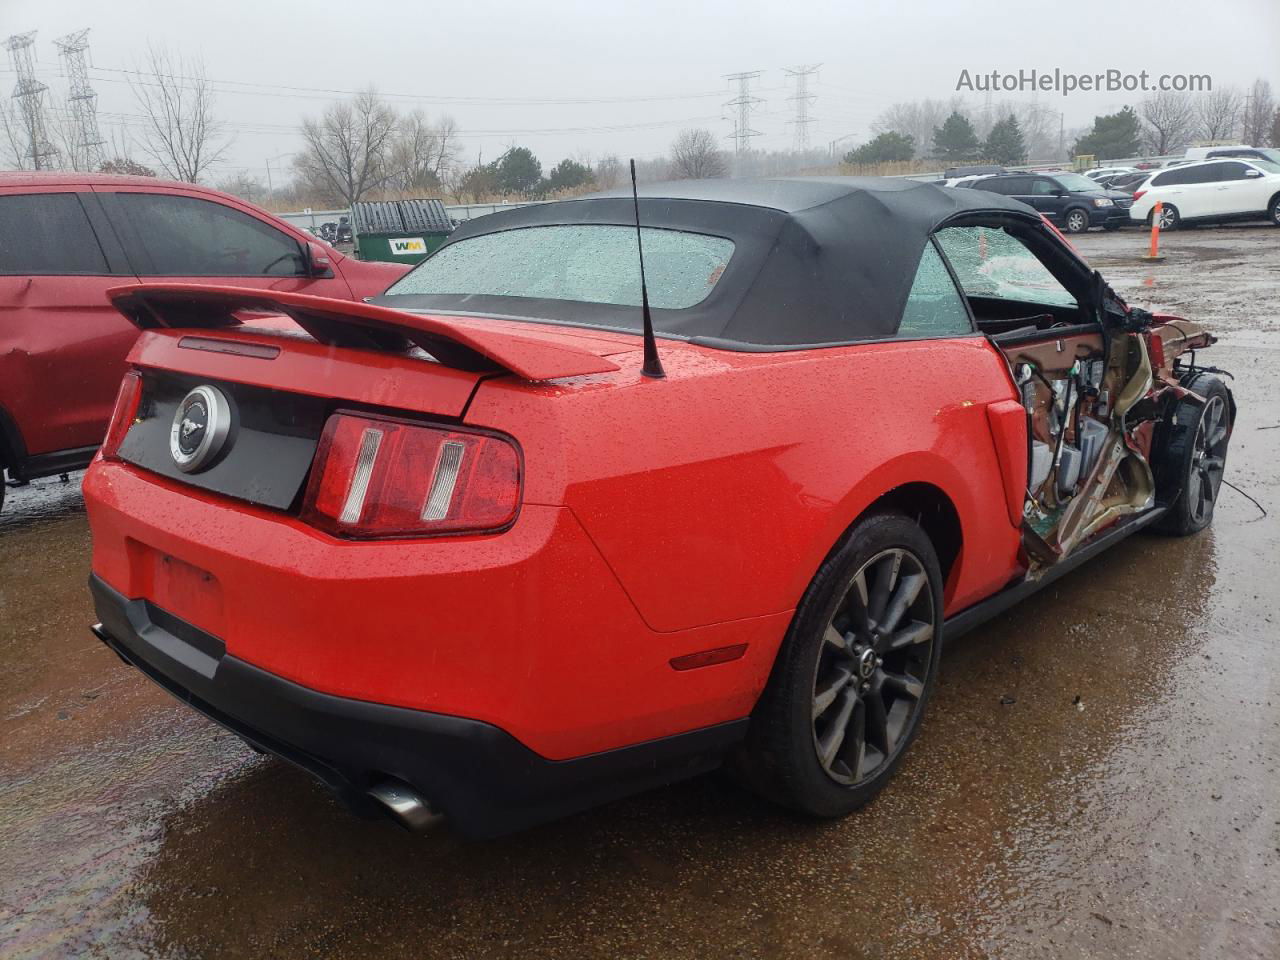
[670,128,727,179]
[871,98,966,160]
[432,116,461,180]
[1140,91,1197,155]
[0,101,31,169]
[46,108,98,172]
[129,46,229,182]
[1241,79,1276,146]
[216,171,267,205]
[1009,100,1063,161]
[296,90,398,206]
[386,110,461,194]
[1196,86,1243,142]
[442,162,499,204]
[593,154,622,189]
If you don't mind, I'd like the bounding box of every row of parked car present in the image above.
[940,145,1280,233]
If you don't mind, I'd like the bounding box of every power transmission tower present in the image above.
[55,29,104,171]
[784,64,820,153]
[724,71,764,156]
[4,31,58,170]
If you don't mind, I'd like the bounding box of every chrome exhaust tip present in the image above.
[367,780,444,832]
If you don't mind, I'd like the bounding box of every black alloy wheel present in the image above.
[740,513,943,819]
[1154,373,1232,536]
[1183,393,1229,528]
[810,547,936,786]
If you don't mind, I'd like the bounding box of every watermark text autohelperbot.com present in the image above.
[957,68,1212,97]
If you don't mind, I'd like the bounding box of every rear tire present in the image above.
[741,513,943,818]
[1268,195,1280,227]
[1150,203,1180,230]
[1153,374,1232,536]
[1064,208,1091,234]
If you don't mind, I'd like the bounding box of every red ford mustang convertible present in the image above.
[85,178,1233,837]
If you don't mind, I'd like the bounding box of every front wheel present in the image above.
[1269,195,1280,227]
[1064,208,1091,233]
[741,513,943,818]
[1153,374,1232,536]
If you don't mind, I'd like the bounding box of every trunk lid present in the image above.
[109,283,638,511]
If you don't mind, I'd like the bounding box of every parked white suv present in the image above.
[1183,145,1280,165]
[1129,158,1280,229]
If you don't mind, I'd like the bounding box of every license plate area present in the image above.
[126,538,226,642]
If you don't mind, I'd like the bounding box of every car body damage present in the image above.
[934,215,1231,574]
[1001,315,1221,569]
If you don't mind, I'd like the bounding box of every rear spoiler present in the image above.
[107,283,622,381]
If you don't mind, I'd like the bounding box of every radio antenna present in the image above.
[629,158,665,379]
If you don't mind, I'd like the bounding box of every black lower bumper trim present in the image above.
[90,575,748,838]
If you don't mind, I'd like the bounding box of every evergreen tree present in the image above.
[543,158,594,194]
[982,115,1027,166]
[843,131,915,165]
[1072,107,1142,160]
[494,147,543,196]
[931,112,981,164]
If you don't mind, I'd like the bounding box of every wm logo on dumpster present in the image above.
[389,237,427,255]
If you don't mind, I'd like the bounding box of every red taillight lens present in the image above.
[100,370,143,461]
[301,412,521,539]
[1133,190,1146,202]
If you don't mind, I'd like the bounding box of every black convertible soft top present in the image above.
[376,177,1038,349]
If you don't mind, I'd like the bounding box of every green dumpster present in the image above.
[351,199,455,264]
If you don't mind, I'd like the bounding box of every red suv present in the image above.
[0,173,407,512]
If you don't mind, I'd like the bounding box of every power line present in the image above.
[4,31,57,169]
[783,64,820,152]
[724,71,764,156]
[84,63,738,107]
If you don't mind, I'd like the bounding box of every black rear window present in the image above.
[0,193,108,275]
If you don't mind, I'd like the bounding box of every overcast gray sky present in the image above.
[5,0,1279,180]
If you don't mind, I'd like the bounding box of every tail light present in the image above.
[1133,190,1146,202]
[301,411,521,539]
[100,370,143,461]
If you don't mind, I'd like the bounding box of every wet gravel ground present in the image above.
[1,224,1278,959]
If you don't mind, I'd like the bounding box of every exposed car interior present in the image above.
[934,215,1175,568]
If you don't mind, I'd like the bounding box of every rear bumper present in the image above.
[83,459,783,759]
[91,574,747,838]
